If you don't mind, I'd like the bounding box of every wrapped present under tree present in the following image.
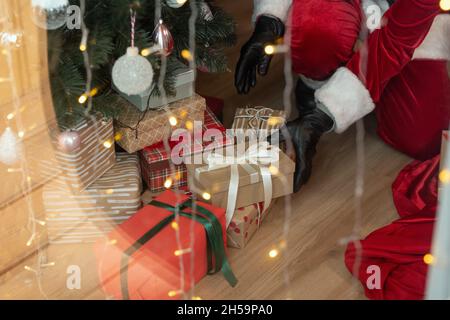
[227,202,274,249]
[42,115,116,192]
[43,153,142,244]
[139,107,233,192]
[186,143,295,227]
[114,94,206,153]
[94,190,237,300]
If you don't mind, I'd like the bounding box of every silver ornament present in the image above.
[112,47,154,96]
[0,127,22,165]
[165,0,188,9]
[152,20,174,57]
[31,0,69,30]
[58,130,81,152]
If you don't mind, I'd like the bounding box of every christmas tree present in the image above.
[47,0,236,127]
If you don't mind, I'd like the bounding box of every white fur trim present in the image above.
[413,14,450,61]
[315,67,375,134]
[252,0,292,22]
[299,75,327,90]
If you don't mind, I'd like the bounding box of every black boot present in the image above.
[285,108,334,193]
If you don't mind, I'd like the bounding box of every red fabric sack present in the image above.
[345,155,440,300]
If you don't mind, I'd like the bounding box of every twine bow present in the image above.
[234,107,284,130]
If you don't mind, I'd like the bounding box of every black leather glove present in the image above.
[284,107,334,193]
[235,15,285,94]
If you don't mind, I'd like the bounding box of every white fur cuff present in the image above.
[252,0,293,22]
[413,14,450,61]
[315,67,375,134]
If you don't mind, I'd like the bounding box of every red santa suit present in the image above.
[253,0,450,299]
[254,0,450,159]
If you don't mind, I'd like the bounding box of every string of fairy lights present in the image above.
[0,0,347,300]
[0,0,51,299]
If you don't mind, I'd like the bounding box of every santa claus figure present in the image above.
[236,0,450,300]
[236,0,450,193]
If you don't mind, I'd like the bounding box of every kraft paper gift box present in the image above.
[114,94,206,153]
[43,153,142,244]
[42,115,116,192]
[186,144,295,226]
[227,202,274,249]
[139,107,233,192]
[232,106,286,134]
[94,190,237,300]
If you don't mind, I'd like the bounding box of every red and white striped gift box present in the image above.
[139,107,233,192]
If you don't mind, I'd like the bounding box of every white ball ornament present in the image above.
[166,0,188,9]
[112,47,154,96]
[31,0,69,30]
[0,127,22,165]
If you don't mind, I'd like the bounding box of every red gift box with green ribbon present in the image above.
[94,190,237,300]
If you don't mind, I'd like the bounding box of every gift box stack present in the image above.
[186,141,295,249]
[91,62,240,299]
[91,60,295,299]
[42,113,143,244]
[135,103,292,249]
[186,106,293,249]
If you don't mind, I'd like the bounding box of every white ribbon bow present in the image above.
[195,142,280,227]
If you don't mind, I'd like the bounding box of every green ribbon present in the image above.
[120,198,238,300]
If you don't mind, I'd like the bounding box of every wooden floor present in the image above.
[0,1,412,300]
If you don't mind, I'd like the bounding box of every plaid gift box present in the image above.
[139,107,233,192]
[140,164,188,193]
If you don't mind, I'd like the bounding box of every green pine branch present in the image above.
[48,0,236,128]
